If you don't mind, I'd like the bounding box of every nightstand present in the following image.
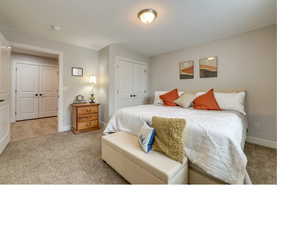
[71,103,100,134]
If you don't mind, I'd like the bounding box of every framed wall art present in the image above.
[199,56,217,78]
[179,60,194,79]
[72,67,83,76]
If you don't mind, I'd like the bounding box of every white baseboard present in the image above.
[246,136,277,149]
[0,132,10,155]
[62,125,71,132]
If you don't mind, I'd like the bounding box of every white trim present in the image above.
[246,136,277,149]
[63,124,71,132]
[0,104,10,155]
[115,56,148,66]
[10,42,64,132]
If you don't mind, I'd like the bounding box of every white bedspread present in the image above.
[104,104,249,184]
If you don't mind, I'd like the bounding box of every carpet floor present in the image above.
[0,131,276,184]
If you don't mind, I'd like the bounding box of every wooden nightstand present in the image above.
[71,103,100,134]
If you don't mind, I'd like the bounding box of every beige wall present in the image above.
[2,30,99,130]
[149,25,277,142]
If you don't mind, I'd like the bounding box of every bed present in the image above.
[104,104,251,184]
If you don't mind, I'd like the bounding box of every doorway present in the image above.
[10,44,63,141]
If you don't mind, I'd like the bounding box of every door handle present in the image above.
[133,94,136,97]
[35,94,38,96]
[39,94,43,96]
[0,99,5,103]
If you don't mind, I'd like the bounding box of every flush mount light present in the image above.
[137,9,158,24]
[50,25,62,31]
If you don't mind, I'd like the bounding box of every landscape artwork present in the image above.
[179,60,194,79]
[199,56,218,78]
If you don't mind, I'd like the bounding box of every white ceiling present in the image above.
[0,0,276,56]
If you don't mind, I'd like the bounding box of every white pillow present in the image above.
[153,90,184,105]
[174,93,195,108]
[138,122,155,152]
[214,92,246,115]
[194,91,246,115]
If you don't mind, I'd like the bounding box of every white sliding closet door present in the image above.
[16,64,39,120]
[16,63,58,120]
[115,58,148,112]
[39,66,58,117]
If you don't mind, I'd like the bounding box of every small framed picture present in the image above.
[199,56,218,78]
[72,67,83,76]
[179,60,194,79]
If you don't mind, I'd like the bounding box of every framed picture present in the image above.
[179,60,194,79]
[72,67,83,76]
[199,56,218,78]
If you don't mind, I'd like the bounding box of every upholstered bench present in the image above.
[101,132,188,184]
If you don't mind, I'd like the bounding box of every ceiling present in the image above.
[0,0,276,56]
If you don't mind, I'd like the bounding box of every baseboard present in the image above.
[0,132,10,155]
[246,136,277,149]
[62,125,71,132]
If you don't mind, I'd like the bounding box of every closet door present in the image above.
[132,63,147,105]
[39,66,58,118]
[115,59,134,111]
[16,63,39,120]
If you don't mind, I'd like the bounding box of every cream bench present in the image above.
[102,132,188,184]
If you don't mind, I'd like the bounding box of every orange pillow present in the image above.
[193,89,221,110]
[159,89,180,106]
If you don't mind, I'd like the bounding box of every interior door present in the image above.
[115,59,134,111]
[16,63,39,120]
[39,66,58,118]
[0,34,11,154]
[132,63,148,105]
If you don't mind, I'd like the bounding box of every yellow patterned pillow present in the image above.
[152,116,186,163]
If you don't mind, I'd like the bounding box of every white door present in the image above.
[0,33,11,154]
[16,63,39,120]
[39,66,58,117]
[133,63,148,105]
[115,58,148,112]
[115,59,134,111]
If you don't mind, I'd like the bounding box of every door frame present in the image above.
[14,62,58,121]
[10,42,64,132]
[114,56,148,116]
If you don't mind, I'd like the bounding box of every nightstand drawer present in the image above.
[78,106,98,115]
[78,113,98,122]
[78,121,98,130]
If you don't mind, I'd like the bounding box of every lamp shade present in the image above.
[89,76,96,84]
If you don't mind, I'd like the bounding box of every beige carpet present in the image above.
[11,117,57,142]
[0,131,276,184]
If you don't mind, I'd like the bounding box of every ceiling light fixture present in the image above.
[137,9,158,24]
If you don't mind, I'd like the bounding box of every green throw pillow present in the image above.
[152,116,186,163]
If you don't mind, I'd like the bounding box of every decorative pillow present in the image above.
[138,122,156,153]
[174,93,195,108]
[193,89,221,110]
[214,92,246,115]
[152,116,186,163]
[153,91,183,105]
[159,89,180,106]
